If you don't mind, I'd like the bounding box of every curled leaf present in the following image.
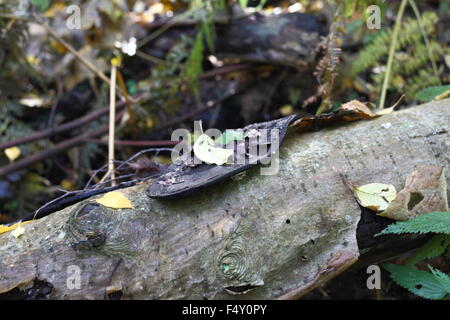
[193,134,233,166]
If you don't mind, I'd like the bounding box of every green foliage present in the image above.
[329,0,386,19]
[352,11,439,75]
[352,12,439,76]
[376,211,450,236]
[378,212,450,299]
[415,85,450,103]
[185,29,205,99]
[405,234,450,267]
[383,264,450,300]
[238,0,267,11]
[31,0,50,12]
[142,35,190,118]
[439,0,450,17]
[239,0,249,9]
[351,11,447,101]
[182,0,224,98]
[214,130,244,146]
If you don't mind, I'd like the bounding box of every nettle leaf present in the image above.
[376,211,450,236]
[428,266,450,294]
[405,234,450,267]
[31,0,50,12]
[383,264,450,300]
[415,85,450,102]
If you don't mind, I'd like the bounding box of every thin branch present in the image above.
[86,139,178,147]
[103,63,118,185]
[34,14,110,86]
[379,0,408,109]
[135,50,166,64]
[153,89,241,131]
[0,111,125,178]
[0,93,143,151]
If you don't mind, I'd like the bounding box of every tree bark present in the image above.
[0,99,449,300]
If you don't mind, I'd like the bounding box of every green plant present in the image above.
[352,2,447,105]
[238,0,267,11]
[415,84,450,103]
[183,0,225,99]
[312,0,386,114]
[376,211,450,300]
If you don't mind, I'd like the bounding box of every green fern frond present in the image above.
[351,11,439,76]
[405,67,443,99]
[370,41,444,98]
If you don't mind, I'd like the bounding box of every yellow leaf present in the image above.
[60,179,76,191]
[111,56,122,67]
[26,55,39,66]
[4,146,21,162]
[12,225,25,238]
[193,134,233,166]
[280,104,293,116]
[352,183,397,212]
[0,221,33,236]
[96,191,133,209]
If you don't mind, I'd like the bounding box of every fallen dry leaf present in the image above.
[339,100,394,121]
[291,100,396,133]
[0,221,33,236]
[96,191,134,209]
[11,224,25,238]
[351,183,397,212]
[379,165,448,221]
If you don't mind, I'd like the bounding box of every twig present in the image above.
[379,0,408,109]
[135,50,166,64]
[153,89,241,131]
[0,126,106,178]
[199,63,253,79]
[103,63,118,186]
[0,93,144,151]
[84,148,172,190]
[86,139,178,147]
[34,13,110,86]
[116,69,138,138]
[0,111,125,178]
[137,7,197,48]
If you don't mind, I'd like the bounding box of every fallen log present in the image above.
[0,99,448,299]
[143,12,325,68]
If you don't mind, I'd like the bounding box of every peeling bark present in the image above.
[0,99,449,300]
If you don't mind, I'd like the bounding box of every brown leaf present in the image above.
[379,165,448,221]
